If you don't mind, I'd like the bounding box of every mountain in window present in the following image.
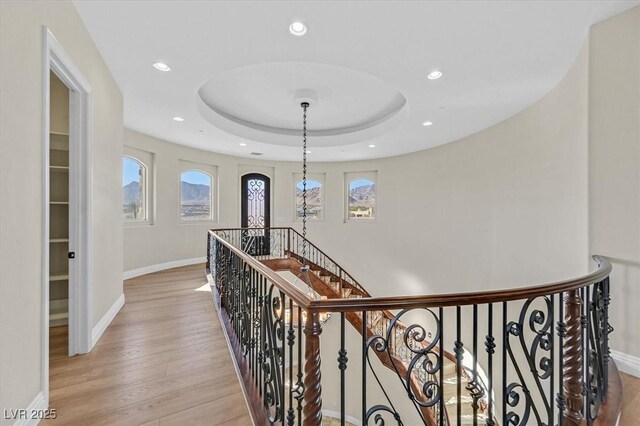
[349,184,375,208]
[295,186,322,207]
[181,181,210,204]
[123,181,140,205]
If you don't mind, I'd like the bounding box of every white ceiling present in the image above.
[74,0,638,162]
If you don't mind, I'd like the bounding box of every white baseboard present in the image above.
[322,410,361,426]
[123,257,205,280]
[12,391,47,426]
[611,349,640,378]
[91,293,125,348]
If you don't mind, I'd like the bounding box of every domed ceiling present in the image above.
[74,1,638,162]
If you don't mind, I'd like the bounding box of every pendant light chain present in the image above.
[301,102,309,268]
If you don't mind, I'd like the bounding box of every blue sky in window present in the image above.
[123,157,140,185]
[182,170,211,186]
[350,178,374,189]
[296,180,321,190]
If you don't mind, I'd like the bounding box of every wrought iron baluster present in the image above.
[439,307,444,426]
[502,302,507,426]
[550,294,555,425]
[296,306,304,426]
[471,305,478,424]
[280,293,286,423]
[486,303,495,426]
[287,298,295,426]
[455,306,462,426]
[584,285,590,424]
[206,233,211,273]
[258,275,265,398]
[557,291,566,426]
[251,268,256,385]
[603,277,611,393]
[362,310,367,424]
[338,312,348,426]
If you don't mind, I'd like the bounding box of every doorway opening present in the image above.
[43,28,93,405]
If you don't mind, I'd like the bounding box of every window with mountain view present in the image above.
[181,170,212,220]
[295,180,323,220]
[348,177,376,219]
[123,156,146,221]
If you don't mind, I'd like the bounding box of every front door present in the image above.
[240,173,271,256]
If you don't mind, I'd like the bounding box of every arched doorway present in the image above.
[240,173,271,255]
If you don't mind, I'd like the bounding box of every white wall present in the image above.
[0,1,123,420]
[589,6,640,362]
[123,129,277,273]
[125,43,590,295]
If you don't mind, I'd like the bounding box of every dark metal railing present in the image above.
[207,228,615,426]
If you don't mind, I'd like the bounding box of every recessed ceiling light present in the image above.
[306,150,311,154]
[422,121,433,127]
[153,62,171,72]
[173,116,184,122]
[239,143,247,146]
[250,152,263,156]
[427,70,443,80]
[368,144,376,148]
[289,21,307,36]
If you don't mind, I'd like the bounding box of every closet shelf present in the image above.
[50,238,69,243]
[50,299,69,322]
[50,201,69,205]
[50,274,69,282]
[50,165,69,172]
[50,311,68,322]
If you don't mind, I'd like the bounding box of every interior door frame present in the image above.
[42,27,93,404]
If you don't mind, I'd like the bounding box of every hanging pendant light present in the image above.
[292,101,330,326]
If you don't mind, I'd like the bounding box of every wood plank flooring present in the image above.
[45,264,252,425]
[620,372,640,425]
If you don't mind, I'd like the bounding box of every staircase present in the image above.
[208,228,618,426]
[263,251,491,425]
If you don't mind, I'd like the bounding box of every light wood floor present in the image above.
[45,264,640,425]
[621,372,640,425]
[45,264,252,425]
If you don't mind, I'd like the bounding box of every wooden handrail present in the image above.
[307,256,611,312]
[210,228,611,313]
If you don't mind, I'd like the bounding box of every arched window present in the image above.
[181,170,213,220]
[295,179,323,220]
[122,156,146,221]
[347,176,376,220]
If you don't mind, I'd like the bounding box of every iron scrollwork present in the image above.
[505,297,553,426]
[364,308,443,425]
[261,285,286,422]
[586,279,611,420]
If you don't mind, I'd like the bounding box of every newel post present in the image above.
[303,311,323,426]
[563,289,584,425]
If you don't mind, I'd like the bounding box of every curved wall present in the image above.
[124,41,590,295]
[589,6,640,364]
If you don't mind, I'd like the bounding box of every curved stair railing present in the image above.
[207,228,620,426]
